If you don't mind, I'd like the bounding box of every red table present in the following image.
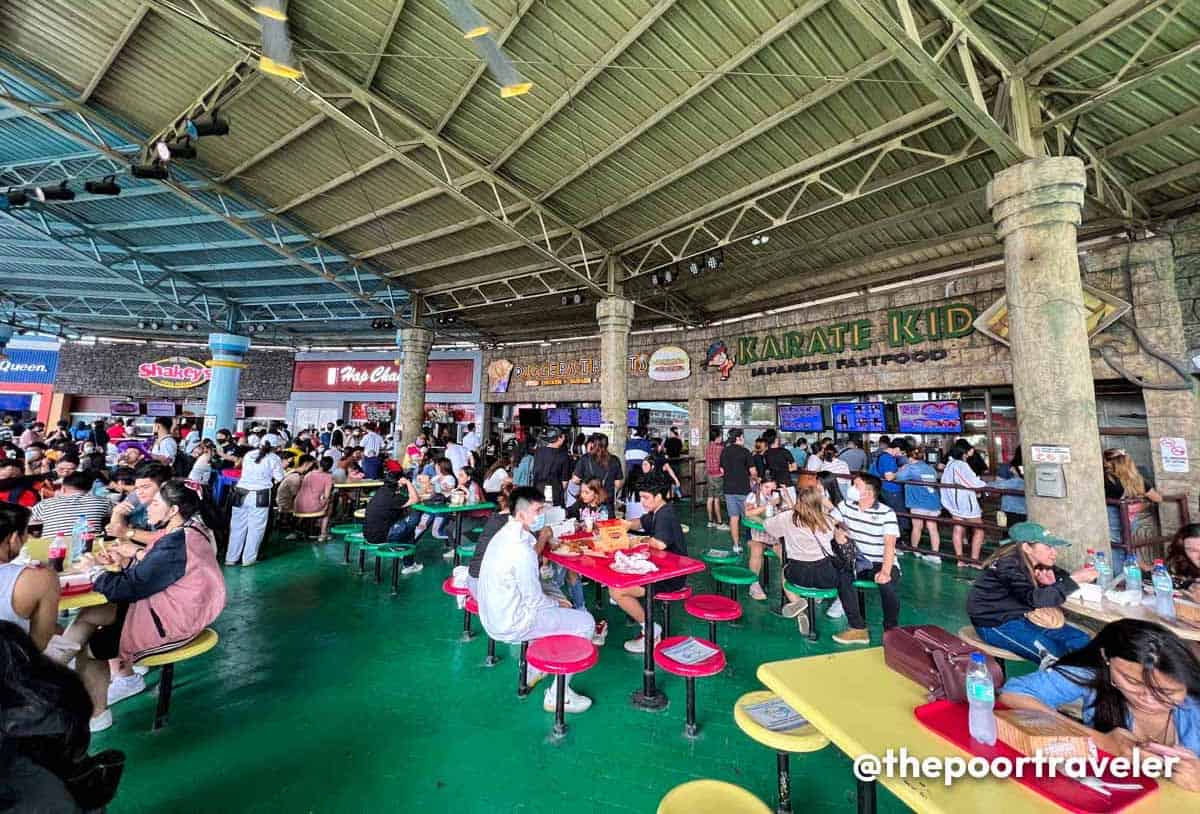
[546,547,706,710]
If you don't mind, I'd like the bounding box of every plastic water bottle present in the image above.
[966,653,997,746]
[70,514,89,561]
[1123,554,1143,601]
[1152,559,1176,619]
[1094,551,1112,590]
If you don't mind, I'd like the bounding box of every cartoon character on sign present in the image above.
[705,340,735,381]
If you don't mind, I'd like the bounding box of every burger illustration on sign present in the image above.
[705,340,735,381]
[647,346,690,381]
[137,356,212,389]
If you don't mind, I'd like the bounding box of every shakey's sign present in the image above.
[137,357,212,389]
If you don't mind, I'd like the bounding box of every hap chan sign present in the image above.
[137,357,212,389]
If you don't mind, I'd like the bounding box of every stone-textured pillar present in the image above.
[396,327,433,446]
[988,157,1108,566]
[597,297,635,462]
[204,333,250,439]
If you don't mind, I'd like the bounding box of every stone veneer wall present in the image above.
[55,342,296,401]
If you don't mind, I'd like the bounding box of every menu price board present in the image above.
[897,401,962,434]
[546,407,573,426]
[575,407,601,427]
[778,404,824,432]
[145,400,177,417]
[831,402,887,433]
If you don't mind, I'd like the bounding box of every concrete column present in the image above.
[988,157,1108,566]
[396,327,433,446]
[203,333,250,440]
[597,297,635,462]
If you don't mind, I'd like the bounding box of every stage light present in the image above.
[130,163,169,180]
[84,177,121,196]
[34,182,74,202]
[572,292,583,306]
[705,248,725,269]
[186,113,229,138]
[150,321,161,331]
[686,258,702,276]
[156,140,196,160]
[3,189,27,208]
[185,323,197,332]
[750,235,770,247]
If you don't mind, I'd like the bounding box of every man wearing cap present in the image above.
[965,521,1098,663]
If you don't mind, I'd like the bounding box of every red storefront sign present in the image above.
[292,359,475,394]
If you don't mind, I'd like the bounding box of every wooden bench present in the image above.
[958,625,1023,676]
[134,628,219,730]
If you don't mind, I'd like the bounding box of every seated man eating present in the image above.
[477,486,597,715]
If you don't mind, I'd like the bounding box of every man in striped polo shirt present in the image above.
[831,473,901,631]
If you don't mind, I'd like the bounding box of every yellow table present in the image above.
[1064,593,1200,642]
[59,591,108,611]
[333,480,384,489]
[757,648,1189,813]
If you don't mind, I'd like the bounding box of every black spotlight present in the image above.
[187,114,230,138]
[34,182,74,202]
[5,189,28,207]
[162,140,197,160]
[131,163,169,180]
[84,176,122,196]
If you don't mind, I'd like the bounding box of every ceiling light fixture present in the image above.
[186,113,230,138]
[130,162,169,180]
[254,0,303,79]
[34,182,74,202]
[83,176,121,196]
[443,0,491,39]
[750,234,770,246]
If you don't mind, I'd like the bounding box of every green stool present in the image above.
[854,579,879,622]
[375,545,417,594]
[785,583,838,642]
[761,547,779,593]
[712,565,757,602]
[343,531,365,565]
[455,544,476,567]
[331,523,361,537]
[356,540,388,575]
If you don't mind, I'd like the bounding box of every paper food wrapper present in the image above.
[995,708,1097,760]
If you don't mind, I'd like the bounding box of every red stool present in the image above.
[526,635,598,737]
[465,596,499,667]
[654,635,726,737]
[684,594,742,645]
[654,585,693,639]
[442,577,473,641]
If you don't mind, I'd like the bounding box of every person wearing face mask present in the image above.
[476,486,600,714]
[62,479,225,732]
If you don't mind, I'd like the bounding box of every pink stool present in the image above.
[654,635,726,737]
[654,585,693,639]
[683,594,742,645]
[465,596,500,666]
[526,635,598,737]
[442,577,473,641]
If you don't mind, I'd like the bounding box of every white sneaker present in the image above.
[825,598,845,619]
[623,623,661,653]
[89,709,113,733]
[749,582,767,601]
[923,554,943,565]
[706,521,716,528]
[716,523,730,531]
[732,543,743,554]
[782,599,808,619]
[442,548,455,559]
[401,562,424,575]
[525,665,546,690]
[544,685,593,713]
[132,665,149,676]
[106,673,146,706]
[433,533,451,541]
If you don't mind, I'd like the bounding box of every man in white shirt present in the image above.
[462,422,482,456]
[150,417,178,465]
[444,437,470,473]
[477,486,598,714]
[360,422,385,479]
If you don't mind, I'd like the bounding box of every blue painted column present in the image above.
[203,333,251,440]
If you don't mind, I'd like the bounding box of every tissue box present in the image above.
[995,708,1097,760]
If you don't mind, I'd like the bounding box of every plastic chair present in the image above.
[527,635,598,737]
[784,584,837,642]
[134,628,219,730]
[733,689,831,814]
[657,779,771,814]
[654,635,726,737]
[683,594,741,645]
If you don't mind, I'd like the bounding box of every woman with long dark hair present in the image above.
[1165,523,1200,600]
[570,432,623,513]
[1002,619,1200,790]
[227,441,284,566]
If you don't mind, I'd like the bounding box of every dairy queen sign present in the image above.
[137,357,212,389]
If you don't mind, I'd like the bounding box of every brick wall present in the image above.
[55,341,295,401]
[1171,214,1200,356]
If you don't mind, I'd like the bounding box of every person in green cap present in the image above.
[965,521,1098,663]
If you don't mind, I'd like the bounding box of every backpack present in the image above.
[172,450,192,478]
[513,454,534,487]
[883,625,1004,702]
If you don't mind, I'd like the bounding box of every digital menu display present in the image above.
[897,401,962,434]
[546,407,573,426]
[831,402,887,433]
[627,408,644,428]
[145,401,177,417]
[575,407,602,426]
[778,404,824,432]
[110,401,140,416]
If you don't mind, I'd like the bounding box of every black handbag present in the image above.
[63,749,126,809]
[818,524,858,574]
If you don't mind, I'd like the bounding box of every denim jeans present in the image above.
[975,616,1092,663]
[552,563,586,610]
[387,513,422,566]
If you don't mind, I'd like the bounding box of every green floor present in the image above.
[92,506,983,813]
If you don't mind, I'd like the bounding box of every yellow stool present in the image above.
[658,780,770,814]
[134,628,219,730]
[293,510,326,539]
[958,626,1022,676]
[734,690,830,814]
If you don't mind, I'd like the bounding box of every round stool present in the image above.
[958,626,1021,676]
[712,565,757,602]
[734,690,831,814]
[466,596,500,666]
[355,539,388,575]
[654,585,693,639]
[760,546,780,591]
[374,545,415,594]
[701,549,739,567]
[526,635,598,737]
[658,779,771,814]
[330,523,361,537]
[455,543,476,567]
[784,584,837,642]
[684,594,742,645]
[654,635,726,737]
[442,577,473,640]
[853,579,879,623]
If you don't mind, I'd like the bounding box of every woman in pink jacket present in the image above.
[63,479,226,732]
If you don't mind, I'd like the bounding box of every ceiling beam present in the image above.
[272,153,394,214]
[487,0,677,171]
[1016,0,1167,81]
[534,0,829,204]
[216,110,329,182]
[840,0,1030,164]
[389,228,575,278]
[362,0,407,88]
[1129,156,1200,194]
[79,2,150,103]
[1099,106,1200,159]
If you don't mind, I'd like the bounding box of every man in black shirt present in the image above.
[718,429,754,553]
[532,428,572,507]
[663,427,683,460]
[761,429,797,501]
[612,472,686,653]
[363,472,422,574]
